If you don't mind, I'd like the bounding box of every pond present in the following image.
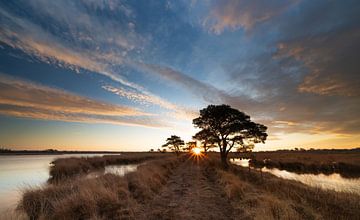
[0,154,138,215]
[231,158,360,195]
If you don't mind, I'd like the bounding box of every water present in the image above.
[0,154,133,214]
[86,164,140,178]
[231,158,250,167]
[231,158,360,195]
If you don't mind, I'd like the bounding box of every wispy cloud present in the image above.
[0,0,359,141]
[132,62,230,104]
[102,84,198,121]
[102,85,178,110]
[276,28,360,97]
[0,1,203,130]
[0,2,185,115]
[133,60,360,136]
[0,74,166,128]
[0,6,139,89]
[203,0,298,33]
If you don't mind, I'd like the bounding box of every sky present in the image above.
[0,0,359,151]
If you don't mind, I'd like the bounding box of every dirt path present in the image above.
[137,159,234,220]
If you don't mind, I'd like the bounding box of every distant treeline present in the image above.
[1,147,359,154]
[256,148,360,153]
[0,147,122,155]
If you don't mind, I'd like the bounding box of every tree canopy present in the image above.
[162,135,185,156]
[193,129,217,153]
[193,104,267,167]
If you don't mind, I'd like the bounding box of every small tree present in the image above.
[193,105,267,168]
[236,143,255,153]
[185,141,197,152]
[193,129,216,154]
[162,135,185,156]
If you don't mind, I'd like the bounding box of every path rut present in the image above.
[137,159,234,220]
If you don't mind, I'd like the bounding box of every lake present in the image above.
[231,158,360,195]
[0,154,137,214]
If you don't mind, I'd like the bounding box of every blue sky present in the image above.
[0,0,359,151]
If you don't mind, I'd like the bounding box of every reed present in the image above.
[210,157,360,220]
[19,157,179,220]
[231,150,360,178]
[49,152,170,182]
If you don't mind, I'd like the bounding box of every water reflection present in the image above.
[231,158,250,167]
[262,167,360,194]
[231,158,360,195]
[87,164,139,178]
[0,154,110,214]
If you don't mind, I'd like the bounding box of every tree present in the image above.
[236,143,254,153]
[185,141,197,152]
[162,135,185,156]
[193,129,216,153]
[193,105,267,168]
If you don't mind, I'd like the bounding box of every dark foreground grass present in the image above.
[19,156,180,220]
[232,150,360,178]
[208,157,360,220]
[49,152,170,182]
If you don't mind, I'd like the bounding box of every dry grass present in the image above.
[251,150,360,165]
[18,157,179,220]
[0,210,27,220]
[232,150,360,177]
[18,154,360,220]
[209,157,360,220]
[49,152,170,182]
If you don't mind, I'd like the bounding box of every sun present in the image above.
[192,147,202,155]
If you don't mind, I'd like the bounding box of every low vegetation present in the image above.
[209,156,360,219]
[14,105,360,219]
[18,153,360,220]
[18,156,180,220]
[236,149,360,177]
[49,152,170,182]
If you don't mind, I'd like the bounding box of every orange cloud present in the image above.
[276,28,360,97]
[103,85,198,121]
[204,0,298,33]
[0,74,167,128]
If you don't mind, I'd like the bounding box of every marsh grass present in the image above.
[18,154,360,220]
[209,157,360,220]
[231,151,360,178]
[49,152,169,182]
[18,157,179,220]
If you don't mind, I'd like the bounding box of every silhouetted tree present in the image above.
[185,141,197,152]
[193,105,267,168]
[236,143,255,153]
[193,129,216,153]
[162,135,185,156]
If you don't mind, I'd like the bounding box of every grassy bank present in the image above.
[17,154,360,219]
[49,152,170,182]
[232,150,360,177]
[19,156,179,219]
[209,157,360,219]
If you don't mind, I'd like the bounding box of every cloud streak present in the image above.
[133,62,230,104]
[0,0,359,146]
[0,2,186,116]
[0,74,166,128]
[203,0,298,33]
[102,84,198,121]
[277,28,360,97]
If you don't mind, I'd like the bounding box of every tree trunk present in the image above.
[220,152,229,169]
